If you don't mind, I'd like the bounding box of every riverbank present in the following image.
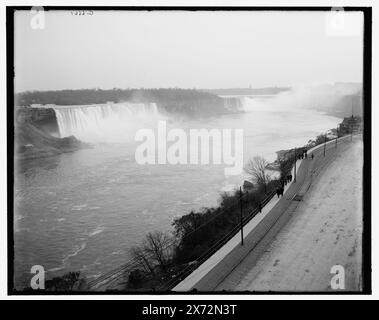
[15,122,90,161]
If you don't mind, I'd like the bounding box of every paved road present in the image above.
[180,134,355,291]
[218,139,363,291]
[214,135,359,291]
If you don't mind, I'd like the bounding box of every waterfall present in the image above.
[53,102,159,142]
[222,97,245,112]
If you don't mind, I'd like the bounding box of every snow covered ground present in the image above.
[216,138,363,291]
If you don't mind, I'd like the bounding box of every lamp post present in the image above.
[335,127,338,149]
[239,187,244,246]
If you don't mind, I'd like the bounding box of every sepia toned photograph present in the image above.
[9,7,370,294]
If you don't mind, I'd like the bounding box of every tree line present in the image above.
[15,88,232,117]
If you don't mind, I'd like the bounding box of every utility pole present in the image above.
[239,187,244,246]
[294,147,297,183]
[323,134,326,157]
[351,96,354,142]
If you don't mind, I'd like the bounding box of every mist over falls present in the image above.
[16,84,362,144]
[52,98,246,143]
[51,84,361,144]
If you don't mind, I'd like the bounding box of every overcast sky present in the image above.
[14,10,363,92]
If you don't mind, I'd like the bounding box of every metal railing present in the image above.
[158,189,277,291]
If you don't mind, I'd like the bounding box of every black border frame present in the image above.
[6,6,372,296]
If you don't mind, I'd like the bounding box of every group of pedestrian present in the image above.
[276,185,284,198]
[297,149,308,160]
[277,172,294,198]
[253,148,317,214]
[274,147,318,200]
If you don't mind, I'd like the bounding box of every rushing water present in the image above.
[14,97,341,289]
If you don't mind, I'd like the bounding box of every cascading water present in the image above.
[53,102,160,142]
[222,96,245,112]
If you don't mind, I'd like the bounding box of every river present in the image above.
[13,96,341,289]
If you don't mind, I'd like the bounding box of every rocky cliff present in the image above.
[15,122,90,160]
[15,106,59,136]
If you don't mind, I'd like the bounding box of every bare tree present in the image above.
[130,245,155,275]
[143,231,172,270]
[244,156,271,192]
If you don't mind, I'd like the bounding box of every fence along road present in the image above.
[173,134,356,291]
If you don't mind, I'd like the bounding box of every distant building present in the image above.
[338,115,363,135]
